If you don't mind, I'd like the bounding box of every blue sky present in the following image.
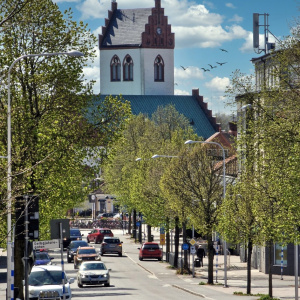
[54,0,300,115]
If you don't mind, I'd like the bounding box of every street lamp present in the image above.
[151,154,178,159]
[6,50,84,300]
[184,139,228,287]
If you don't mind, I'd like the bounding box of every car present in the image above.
[73,246,101,269]
[66,240,89,263]
[63,228,83,249]
[26,265,74,299]
[77,261,110,288]
[138,242,163,261]
[97,213,114,219]
[101,237,123,257]
[87,228,114,244]
[33,251,54,266]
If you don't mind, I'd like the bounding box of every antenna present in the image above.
[253,13,275,54]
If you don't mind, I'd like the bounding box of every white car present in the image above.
[26,265,74,299]
[77,261,110,288]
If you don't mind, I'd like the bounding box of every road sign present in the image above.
[190,238,196,246]
[33,239,59,250]
[160,234,165,245]
[160,227,165,234]
[136,221,141,227]
[182,243,189,251]
[190,246,196,254]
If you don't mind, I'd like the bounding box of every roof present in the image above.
[99,94,218,140]
[101,8,152,47]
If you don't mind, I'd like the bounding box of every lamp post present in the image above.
[6,50,84,300]
[184,139,228,287]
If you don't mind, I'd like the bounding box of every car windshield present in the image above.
[70,241,88,248]
[35,253,49,260]
[104,239,120,244]
[143,244,159,250]
[78,249,96,254]
[29,270,65,286]
[70,230,81,236]
[80,263,107,271]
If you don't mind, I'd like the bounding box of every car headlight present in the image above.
[77,257,82,261]
[80,274,88,278]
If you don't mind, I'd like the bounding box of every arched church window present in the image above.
[111,55,121,81]
[154,55,164,82]
[123,55,133,81]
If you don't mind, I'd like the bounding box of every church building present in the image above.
[98,0,220,139]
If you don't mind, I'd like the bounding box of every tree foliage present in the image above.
[0,0,131,246]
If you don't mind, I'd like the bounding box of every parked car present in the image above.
[33,251,54,266]
[87,228,113,244]
[101,237,123,257]
[77,261,110,288]
[97,213,114,219]
[138,242,162,261]
[67,240,89,263]
[63,228,83,249]
[73,246,101,269]
[26,265,74,299]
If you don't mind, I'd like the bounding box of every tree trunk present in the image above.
[174,216,179,268]
[246,239,253,294]
[207,234,214,284]
[147,224,151,242]
[128,212,132,235]
[132,209,137,240]
[166,218,170,262]
[268,241,273,298]
[14,239,25,300]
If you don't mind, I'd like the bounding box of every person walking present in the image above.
[196,245,205,267]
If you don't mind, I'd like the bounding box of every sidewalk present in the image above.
[146,227,298,300]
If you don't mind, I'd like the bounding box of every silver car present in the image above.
[100,237,123,256]
[26,265,74,299]
[77,261,110,287]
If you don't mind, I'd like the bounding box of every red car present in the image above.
[138,242,162,261]
[87,228,114,244]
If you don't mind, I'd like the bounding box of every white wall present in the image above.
[100,48,174,95]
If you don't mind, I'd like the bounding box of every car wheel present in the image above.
[87,237,90,243]
[139,257,143,261]
[158,258,162,261]
[104,282,110,287]
[118,253,122,257]
[78,281,83,288]
[101,252,105,256]
[67,257,71,263]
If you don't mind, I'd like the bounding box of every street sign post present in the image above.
[33,239,60,250]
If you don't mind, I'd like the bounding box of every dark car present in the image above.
[97,213,114,219]
[73,246,101,269]
[138,242,162,261]
[33,251,54,266]
[63,228,83,249]
[87,228,113,244]
[67,240,89,263]
[101,237,123,257]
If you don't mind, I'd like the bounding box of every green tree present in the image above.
[0,1,131,296]
[161,145,224,284]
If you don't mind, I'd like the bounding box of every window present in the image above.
[110,55,121,81]
[154,55,164,81]
[123,55,133,81]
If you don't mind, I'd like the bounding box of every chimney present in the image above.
[155,0,161,9]
[112,0,117,11]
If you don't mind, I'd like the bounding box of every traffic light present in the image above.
[15,195,39,240]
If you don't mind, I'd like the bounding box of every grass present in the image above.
[233,291,280,299]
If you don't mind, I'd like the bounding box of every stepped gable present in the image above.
[99,0,174,49]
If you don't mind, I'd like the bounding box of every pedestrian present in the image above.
[196,245,205,267]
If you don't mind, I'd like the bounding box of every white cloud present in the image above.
[205,76,230,93]
[228,14,243,23]
[76,0,110,19]
[174,89,190,95]
[174,66,204,80]
[225,3,236,9]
